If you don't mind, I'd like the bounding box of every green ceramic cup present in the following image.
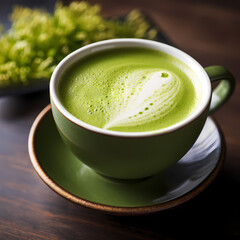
[50,39,235,180]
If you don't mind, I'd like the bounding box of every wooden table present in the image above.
[1,0,240,239]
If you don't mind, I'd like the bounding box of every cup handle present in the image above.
[204,65,235,114]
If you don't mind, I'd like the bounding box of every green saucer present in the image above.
[28,105,225,215]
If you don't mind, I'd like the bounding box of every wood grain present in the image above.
[0,0,240,239]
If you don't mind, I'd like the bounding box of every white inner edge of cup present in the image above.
[50,39,211,137]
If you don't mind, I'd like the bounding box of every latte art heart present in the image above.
[104,70,182,129]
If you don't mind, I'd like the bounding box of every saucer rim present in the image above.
[28,104,225,216]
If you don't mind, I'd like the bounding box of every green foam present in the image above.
[59,48,201,132]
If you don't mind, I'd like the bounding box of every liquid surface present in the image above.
[59,48,201,132]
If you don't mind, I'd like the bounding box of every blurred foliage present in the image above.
[0,1,157,87]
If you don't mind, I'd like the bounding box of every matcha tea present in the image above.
[59,48,202,132]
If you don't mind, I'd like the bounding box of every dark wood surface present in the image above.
[1,0,240,239]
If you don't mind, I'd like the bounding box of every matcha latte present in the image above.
[59,48,202,132]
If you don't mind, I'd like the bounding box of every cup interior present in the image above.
[50,39,211,137]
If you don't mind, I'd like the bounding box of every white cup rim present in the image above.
[50,38,211,137]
